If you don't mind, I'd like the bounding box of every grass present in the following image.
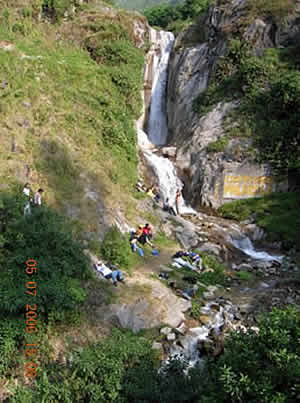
[219,192,300,249]
[236,271,255,281]
[0,1,145,234]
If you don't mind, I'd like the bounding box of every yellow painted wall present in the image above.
[223,175,273,198]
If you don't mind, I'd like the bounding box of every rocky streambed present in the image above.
[98,204,300,367]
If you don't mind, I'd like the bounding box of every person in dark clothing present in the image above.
[163,198,176,216]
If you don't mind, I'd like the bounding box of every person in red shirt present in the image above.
[139,223,154,247]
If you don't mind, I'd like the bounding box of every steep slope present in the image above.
[167,0,300,208]
[0,0,149,239]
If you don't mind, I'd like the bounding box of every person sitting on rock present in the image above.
[140,223,154,247]
[163,197,176,216]
[135,180,145,192]
[94,261,125,286]
[129,230,144,256]
[146,186,155,198]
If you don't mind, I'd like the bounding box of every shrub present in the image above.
[11,329,155,402]
[248,0,295,22]
[100,226,132,270]
[213,307,300,402]
[199,254,228,286]
[0,191,89,317]
[144,0,211,30]
[207,136,229,153]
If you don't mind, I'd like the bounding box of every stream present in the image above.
[136,28,288,368]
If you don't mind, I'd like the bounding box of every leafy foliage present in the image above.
[193,38,300,171]
[207,136,229,153]
[218,192,300,249]
[248,0,295,22]
[0,191,90,316]
[212,307,300,403]
[100,226,133,270]
[144,0,211,32]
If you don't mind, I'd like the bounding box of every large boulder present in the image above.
[109,274,191,333]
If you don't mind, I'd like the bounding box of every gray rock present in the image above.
[160,327,172,335]
[161,147,177,158]
[239,304,254,314]
[203,291,215,300]
[237,263,253,271]
[166,0,293,208]
[167,333,176,341]
[198,242,222,256]
[152,342,163,350]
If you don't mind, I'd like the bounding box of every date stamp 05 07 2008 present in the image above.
[24,259,39,379]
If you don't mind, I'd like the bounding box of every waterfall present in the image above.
[148,31,174,146]
[137,29,195,215]
[231,236,283,262]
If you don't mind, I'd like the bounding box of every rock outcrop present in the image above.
[167,0,300,208]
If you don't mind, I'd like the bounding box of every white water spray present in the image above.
[231,236,283,262]
[137,29,195,214]
[148,31,174,145]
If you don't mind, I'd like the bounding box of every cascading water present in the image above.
[231,236,283,262]
[137,29,195,214]
[147,31,174,146]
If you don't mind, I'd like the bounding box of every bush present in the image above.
[0,191,89,317]
[0,317,24,376]
[11,329,155,402]
[213,307,300,402]
[100,226,132,270]
[218,192,300,249]
[207,136,229,153]
[144,0,211,31]
[199,254,228,286]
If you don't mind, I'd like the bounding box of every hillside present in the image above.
[0,0,149,240]
[0,1,299,402]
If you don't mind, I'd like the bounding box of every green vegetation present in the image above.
[207,136,229,153]
[193,38,300,171]
[144,0,211,33]
[10,307,300,402]
[0,190,90,380]
[208,307,300,403]
[248,0,295,21]
[100,226,133,271]
[219,192,300,249]
[0,0,145,232]
[0,190,90,316]
[236,271,254,281]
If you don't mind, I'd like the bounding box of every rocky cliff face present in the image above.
[167,0,300,208]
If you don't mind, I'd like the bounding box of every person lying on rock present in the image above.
[187,252,203,271]
[94,261,125,287]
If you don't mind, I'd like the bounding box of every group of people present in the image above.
[163,189,182,216]
[22,183,44,215]
[130,223,154,252]
[135,181,161,204]
[94,261,125,287]
[172,250,203,271]
[136,179,183,217]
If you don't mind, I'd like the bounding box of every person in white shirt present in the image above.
[94,261,125,286]
[22,183,32,216]
[34,188,44,206]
